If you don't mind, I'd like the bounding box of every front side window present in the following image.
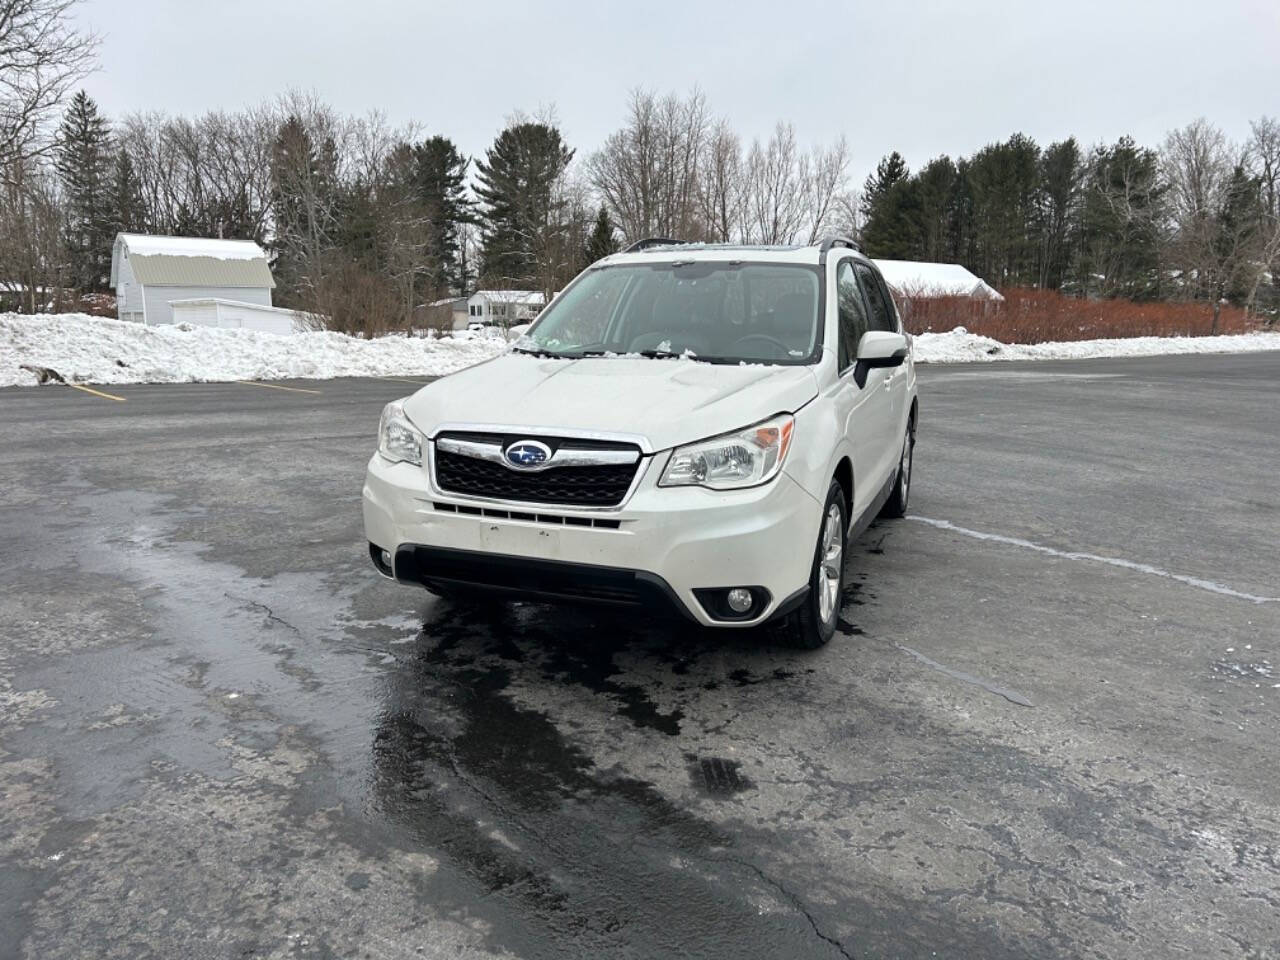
[855,263,897,333]
[835,260,869,370]
[515,261,822,365]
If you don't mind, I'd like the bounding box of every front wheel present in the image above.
[784,480,846,650]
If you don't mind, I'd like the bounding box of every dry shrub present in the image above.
[309,259,405,337]
[895,288,1258,343]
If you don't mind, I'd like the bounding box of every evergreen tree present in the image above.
[861,178,923,260]
[915,156,960,261]
[110,150,147,233]
[412,135,472,295]
[964,133,1040,286]
[583,206,618,265]
[1033,139,1081,290]
[1077,137,1166,299]
[270,114,341,303]
[860,152,908,222]
[475,121,574,289]
[54,91,114,292]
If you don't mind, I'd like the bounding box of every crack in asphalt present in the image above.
[711,854,854,959]
[224,593,306,638]
[897,643,1034,707]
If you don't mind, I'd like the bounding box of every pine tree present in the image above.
[55,91,115,292]
[1033,139,1081,290]
[475,121,574,289]
[860,152,909,221]
[583,206,618,265]
[110,150,147,233]
[412,135,472,295]
[1077,137,1166,299]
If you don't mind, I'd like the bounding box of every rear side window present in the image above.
[855,263,896,333]
[835,260,869,370]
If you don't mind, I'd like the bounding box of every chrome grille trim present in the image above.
[436,436,640,472]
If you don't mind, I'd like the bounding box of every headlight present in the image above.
[659,414,795,490]
[377,400,423,465]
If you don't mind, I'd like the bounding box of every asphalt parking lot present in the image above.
[2,353,1279,959]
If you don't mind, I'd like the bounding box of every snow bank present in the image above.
[4,314,1278,389]
[913,327,1280,363]
[0,313,506,387]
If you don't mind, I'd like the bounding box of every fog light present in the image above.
[380,549,393,568]
[726,588,753,614]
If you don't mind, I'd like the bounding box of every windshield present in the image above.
[515,261,822,364]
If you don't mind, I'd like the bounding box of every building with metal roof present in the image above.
[110,234,277,327]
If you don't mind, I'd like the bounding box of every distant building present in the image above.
[420,297,470,332]
[466,290,546,326]
[872,259,1004,301]
[110,234,279,327]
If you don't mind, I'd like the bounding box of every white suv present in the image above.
[363,238,917,648]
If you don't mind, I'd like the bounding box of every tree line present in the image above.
[2,0,1276,332]
[859,120,1280,327]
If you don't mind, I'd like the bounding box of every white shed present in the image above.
[110,234,277,327]
[872,259,1004,301]
[168,298,311,336]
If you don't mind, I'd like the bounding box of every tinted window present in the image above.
[835,260,869,370]
[518,262,821,365]
[855,263,896,333]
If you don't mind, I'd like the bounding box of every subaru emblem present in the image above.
[504,439,552,470]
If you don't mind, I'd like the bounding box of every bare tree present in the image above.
[742,123,809,245]
[1245,116,1280,320]
[0,0,98,181]
[697,119,742,243]
[1161,118,1258,331]
[802,135,851,243]
[0,157,66,311]
[589,88,708,242]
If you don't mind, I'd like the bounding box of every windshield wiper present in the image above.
[512,346,568,359]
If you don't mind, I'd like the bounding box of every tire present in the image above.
[880,415,915,519]
[785,480,847,650]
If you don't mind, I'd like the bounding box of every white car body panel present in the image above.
[402,355,819,454]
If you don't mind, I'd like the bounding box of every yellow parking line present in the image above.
[377,376,431,384]
[68,383,127,402]
[235,380,322,395]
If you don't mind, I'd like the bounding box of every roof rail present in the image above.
[817,235,862,264]
[623,237,688,253]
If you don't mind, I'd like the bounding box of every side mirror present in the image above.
[853,331,908,387]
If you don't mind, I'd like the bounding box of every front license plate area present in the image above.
[479,521,561,558]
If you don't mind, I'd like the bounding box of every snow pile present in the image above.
[913,327,1280,363]
[4,314,1279,388]
[0,313,506,387]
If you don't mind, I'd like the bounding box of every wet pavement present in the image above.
[2,355,1279,959]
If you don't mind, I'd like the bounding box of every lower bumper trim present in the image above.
[392,544,698,622]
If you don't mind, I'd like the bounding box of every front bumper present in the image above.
[361,451,822,627]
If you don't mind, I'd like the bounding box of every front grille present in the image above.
[433,432,641,507]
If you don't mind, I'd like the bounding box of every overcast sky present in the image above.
[74,0,1280,181]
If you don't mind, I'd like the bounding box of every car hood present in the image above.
[403,354,819,452]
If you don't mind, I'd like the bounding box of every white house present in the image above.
[872,259,1004,301]
[466,290,546,326]
[110,234,278,327]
